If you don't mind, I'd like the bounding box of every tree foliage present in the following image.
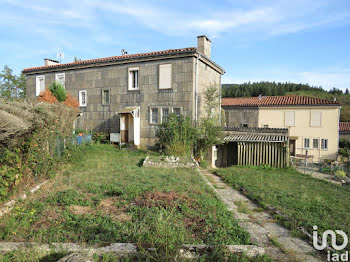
[48,81,66,102]
[0,65,26,99]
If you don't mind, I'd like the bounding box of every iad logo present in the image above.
[313,225,349,261]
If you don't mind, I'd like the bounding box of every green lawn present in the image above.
[0,144,264,261]
[216,166,350,241]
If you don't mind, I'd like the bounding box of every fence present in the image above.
[46,133,92,157]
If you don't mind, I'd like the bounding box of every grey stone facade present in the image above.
[223,107,259,128]
[23,37,224,148]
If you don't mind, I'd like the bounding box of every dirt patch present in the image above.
[134,191,195,209]
[69,205,95,215]
[98,197,131,222]
[33,209,62,230]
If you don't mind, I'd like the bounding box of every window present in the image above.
[263,124,269,128]
[128,67,139,90]
[55,73,65,88]
[304,138,310,148]
[159,64,172,89]
[285,111,295,126]
[79,90,87,107]
[102,89,110,105]
[321,139,328,150]
[310,110,322,127]
[161,108,169,122]
[241,124,248,128]
[150,108,158,124]
[35,75,45,96]
[313,139,319,149]
[172,107,180,116]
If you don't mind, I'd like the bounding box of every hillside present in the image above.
[222,82,350,121]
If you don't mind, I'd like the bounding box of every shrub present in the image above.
[335,169,346,178]
[155,114,197,156]
[64,92,79,109]
[48,82,66,102]
[38,88,58,104]
[92,132,110,144]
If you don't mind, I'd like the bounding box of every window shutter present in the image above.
[285,111,295,126]
[159,64,172,89]
[36,76,45,96]
[311,111,322,127]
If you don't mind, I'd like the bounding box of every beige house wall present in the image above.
[258,106,340,162]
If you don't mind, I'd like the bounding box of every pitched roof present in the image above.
[23,47,220,73]
[221,95,340,107]
[340,122,350,132]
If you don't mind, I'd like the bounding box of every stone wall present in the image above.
[223,107,259,128]
[25,57,196,148]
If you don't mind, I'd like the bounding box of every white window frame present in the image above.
[304,138,310,149]
[310,110,322,127]
[172,107,181,116]
[150,107,159,124]
[159,64,172,89]
[128,67,139,90]
[35,75,45,96]
[79,90,87,107]
[161,107,170,123]
[313,138,319,149]
[321,139,328,150]
[55,73,65,88]
[285,110,295,127]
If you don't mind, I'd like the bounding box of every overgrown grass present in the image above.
[0,144,251,260]
[216,166,350,241]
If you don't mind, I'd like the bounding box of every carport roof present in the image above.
[223,133,288,143]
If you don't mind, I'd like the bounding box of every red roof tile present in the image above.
[221,95,340,107]
[340,122,350,132]
[23,47,197,73]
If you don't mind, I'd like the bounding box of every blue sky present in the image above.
[1,0,350,90]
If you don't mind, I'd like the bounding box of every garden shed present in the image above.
[216,127,289,168]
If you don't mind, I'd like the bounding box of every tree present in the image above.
[195,84,222,159]
[0,65,26,99]
[48,82,66,102]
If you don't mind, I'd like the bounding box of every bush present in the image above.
[48,82,66,102]
[92,132,110,144]
[335,169,347,178]
[155,114,197,156]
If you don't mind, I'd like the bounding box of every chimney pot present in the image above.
[197,35,211,58]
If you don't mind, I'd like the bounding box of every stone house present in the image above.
[23,36,224,148]
[339,122,350,142]
[222,95,341,162]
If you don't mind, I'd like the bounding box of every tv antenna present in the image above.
[121,49,128,55]
[57,51,64,63]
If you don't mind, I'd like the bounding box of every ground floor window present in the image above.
[79,90,87,107]
[304,138,310,148]
[313,138,319,149]
[321,139,328,150]
[172,107,181,116]
[150,108,159,124]
[161,107,169,122]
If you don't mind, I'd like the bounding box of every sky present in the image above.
[0,0,350,90]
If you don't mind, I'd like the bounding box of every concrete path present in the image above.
[198,169,324,262]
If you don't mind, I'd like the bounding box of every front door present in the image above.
[289,140,296,156]
[120,114,129,144]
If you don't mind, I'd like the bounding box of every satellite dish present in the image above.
[57,51,64,62]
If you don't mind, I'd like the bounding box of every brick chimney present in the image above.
[197,35,211,58]
[44,58,60,66]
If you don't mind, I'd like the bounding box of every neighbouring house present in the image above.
[22,36,224,149]
[339,122,350,142]
[222,95,341,162]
